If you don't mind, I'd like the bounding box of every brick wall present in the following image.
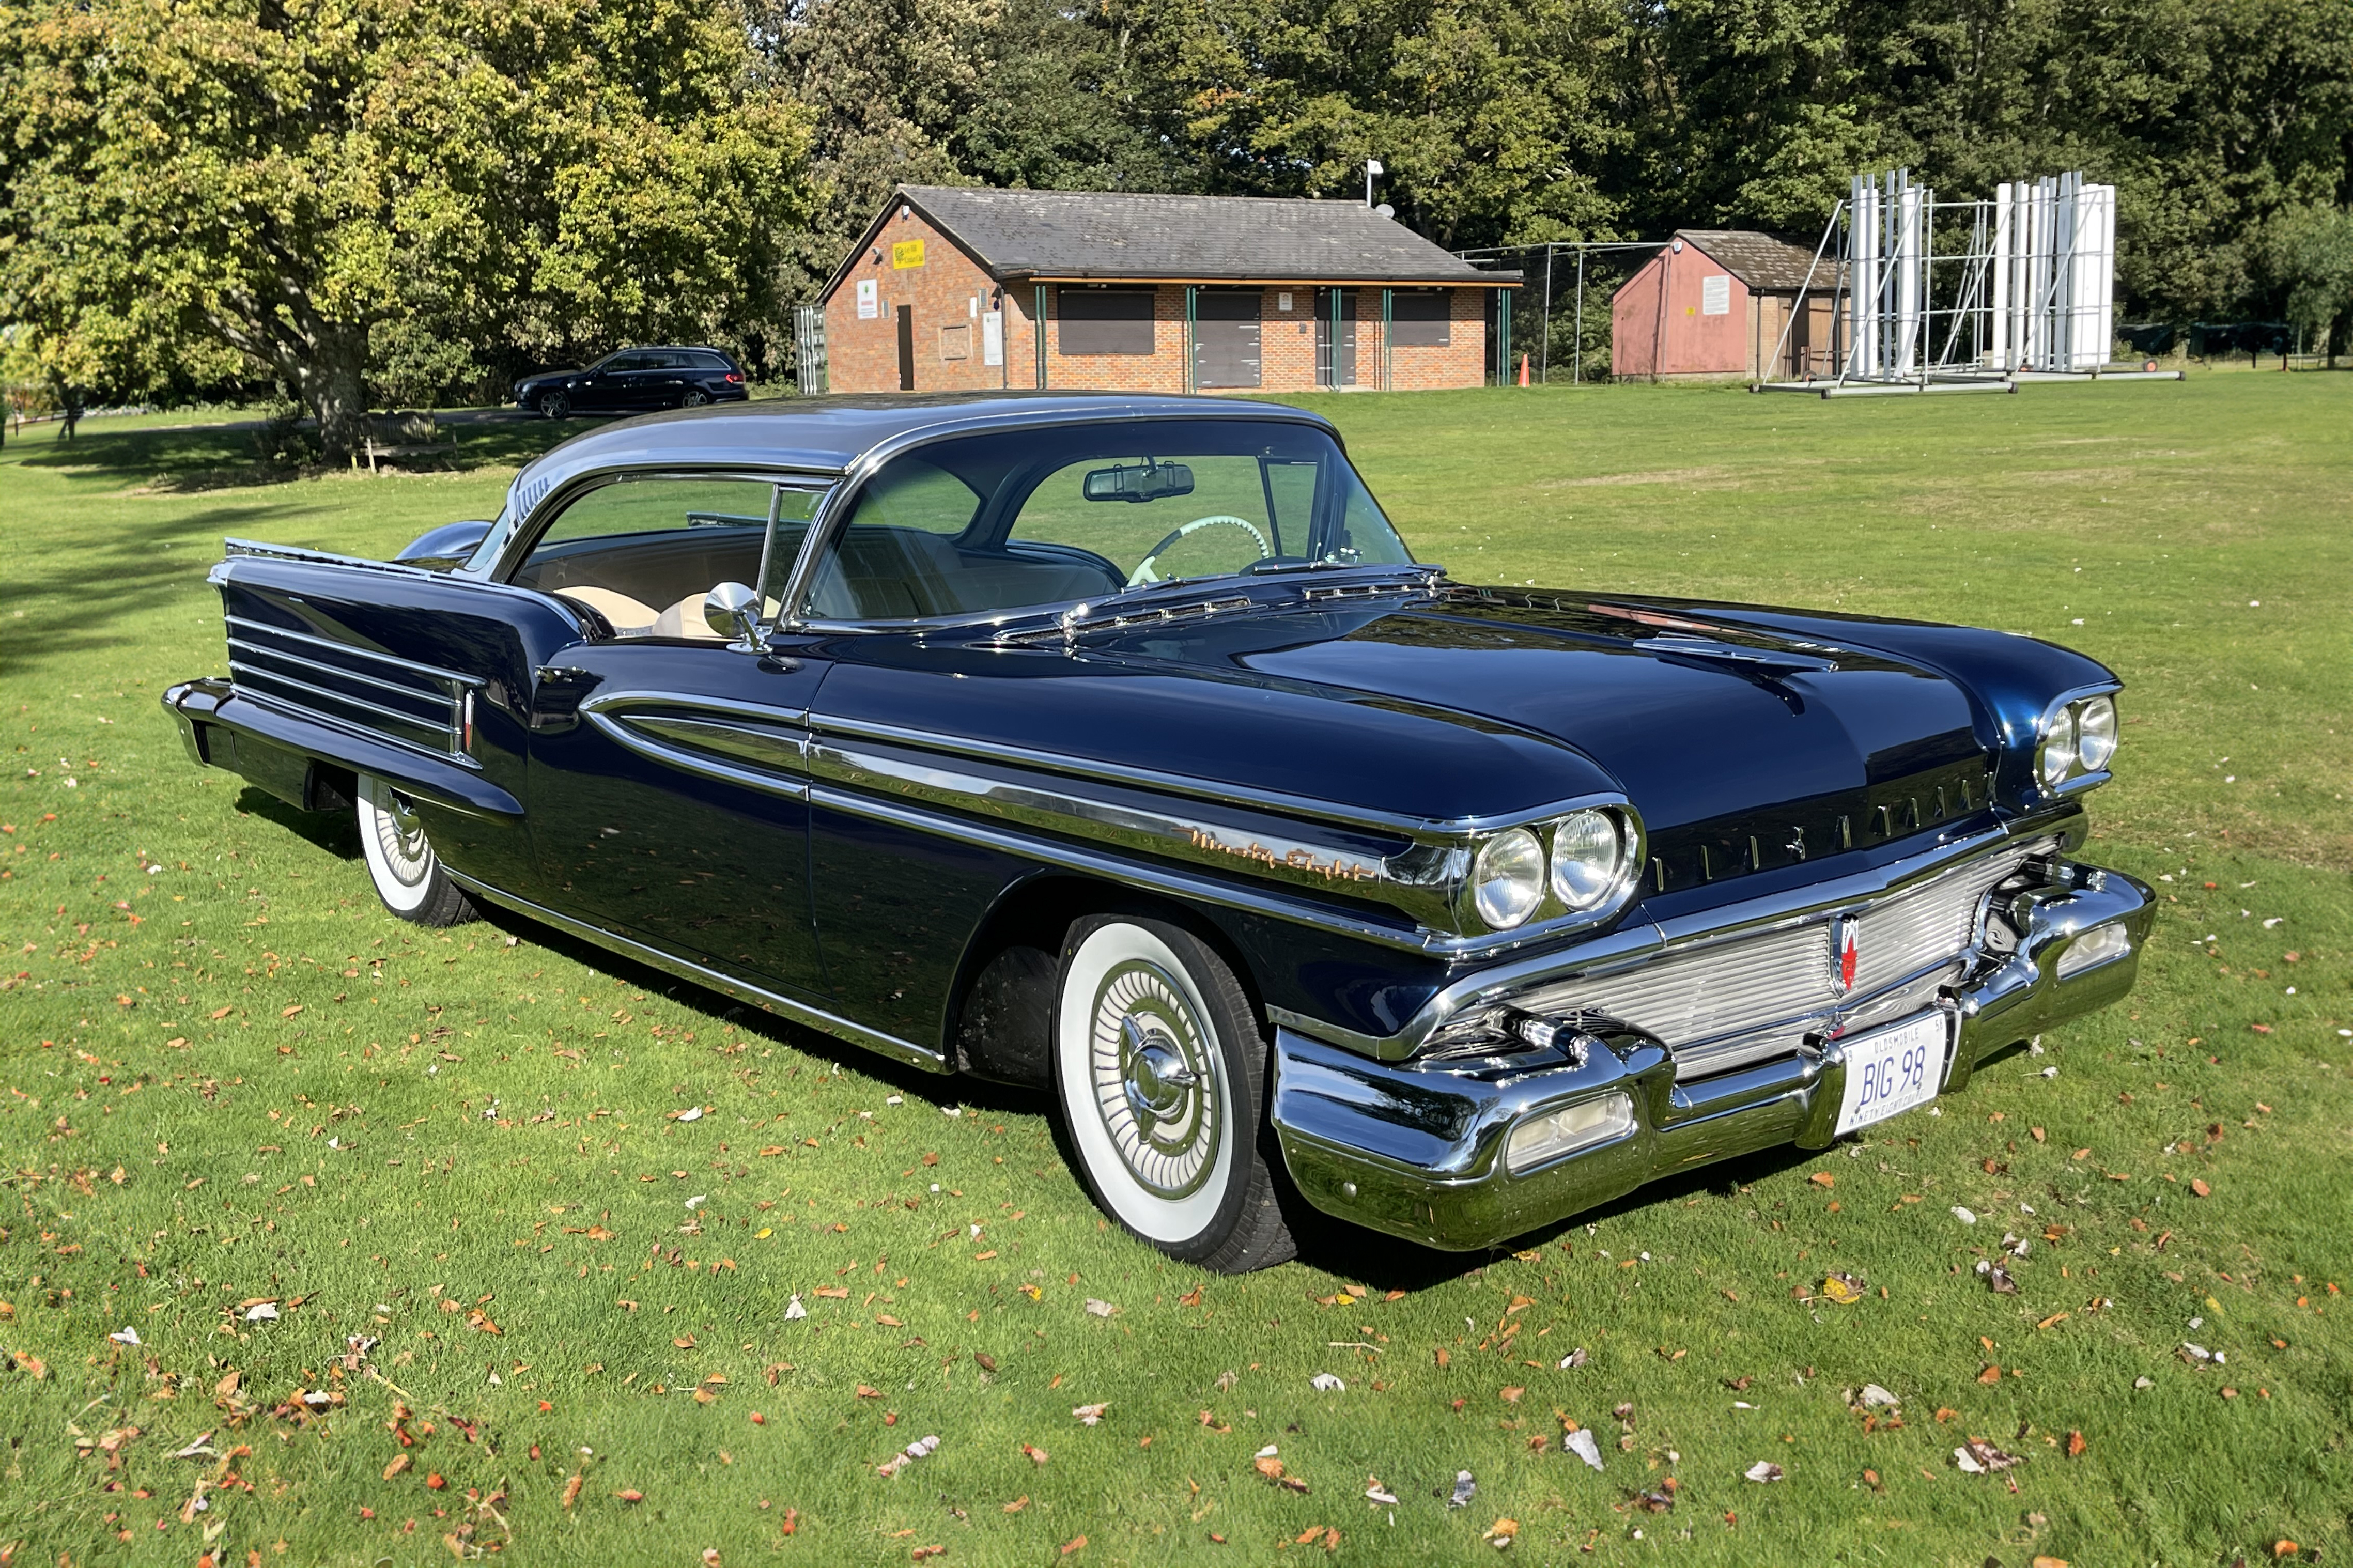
[823,206,1492,394]
[825,207,1024,395]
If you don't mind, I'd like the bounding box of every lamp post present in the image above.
[1364,159,1383,207]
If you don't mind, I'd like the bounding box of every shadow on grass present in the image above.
[12,408,614,493]
[227,792,1840,1292]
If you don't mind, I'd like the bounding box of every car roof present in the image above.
[501,392,1342,522]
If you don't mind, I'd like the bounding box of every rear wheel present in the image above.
[357,774,477,926]
[537,391,570,420]
[1053,915,1294,1271]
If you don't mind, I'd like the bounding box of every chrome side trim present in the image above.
[811,711,1624,839]
[808,782,1435,953]
[224,614,487,691]
[226,659,455,745]
[224,538,438,576]
[442,870,947,1072]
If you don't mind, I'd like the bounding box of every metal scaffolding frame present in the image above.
[1758,169,2179,397]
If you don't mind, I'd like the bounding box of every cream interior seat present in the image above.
[651,592,729,640]
[558,586,658,636]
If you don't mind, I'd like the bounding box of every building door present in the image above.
[1315,288,1357,387]
[1192,289,1262,389]
[896,305,916,391]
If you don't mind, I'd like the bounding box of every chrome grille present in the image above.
[225,615,478,757]
[1511,844,2038,1080]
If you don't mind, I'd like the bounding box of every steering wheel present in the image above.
[1126,515,1275,587]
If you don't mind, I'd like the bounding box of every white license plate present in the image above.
[1833,1011,1952,1137]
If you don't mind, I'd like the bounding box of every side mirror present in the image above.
[703,581,769,652]
[394,519,494,570]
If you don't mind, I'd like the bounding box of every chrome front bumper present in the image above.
[1270,859,2153,1251]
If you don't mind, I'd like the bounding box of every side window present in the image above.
[513,478,820,640]
[801,459,986,620]
[601,353,649,374]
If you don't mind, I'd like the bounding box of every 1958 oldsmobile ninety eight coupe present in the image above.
[163,393,2151,1272]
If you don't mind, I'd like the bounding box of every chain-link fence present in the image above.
[1459,242,1659,384]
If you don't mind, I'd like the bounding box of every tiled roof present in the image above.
[837,186,1516,291]
[1673,229,1844,292]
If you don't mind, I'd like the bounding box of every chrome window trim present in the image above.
[486,466,840,584]
[442,870,945,1073]
[773,405,1350,637]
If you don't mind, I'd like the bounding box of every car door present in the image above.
[573,353,642,412]
[514,473,833,1000]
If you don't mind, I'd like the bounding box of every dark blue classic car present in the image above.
[163,394,2150,1272]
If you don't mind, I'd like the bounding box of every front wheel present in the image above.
[682,388,710,408]
[1054,915,1295,1271]
[537,391,570,420]
[357,774,477,926]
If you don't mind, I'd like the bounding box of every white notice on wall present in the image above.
[1701,275,1730,316]
[857,278,879,320]
[982,310,1003,366]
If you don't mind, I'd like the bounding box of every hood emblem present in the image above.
[1832,918,1860,996]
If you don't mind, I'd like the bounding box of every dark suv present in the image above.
[514,347,749,418]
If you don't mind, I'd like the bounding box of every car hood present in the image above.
[1074,588,1998,892]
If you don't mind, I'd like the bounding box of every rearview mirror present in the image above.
[1083,461,1194,503]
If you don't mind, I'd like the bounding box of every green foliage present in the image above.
[2267,204,2353,362]
[0,0,815,453]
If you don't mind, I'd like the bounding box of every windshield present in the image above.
[800,419,1411,623]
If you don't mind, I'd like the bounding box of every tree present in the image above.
[2268,204,2353,363]
[0,0,814,456]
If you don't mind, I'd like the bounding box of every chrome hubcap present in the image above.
[373,787,432,886]
[1089,960,1218,1199]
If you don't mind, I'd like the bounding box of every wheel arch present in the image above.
[943,871,1272,1088]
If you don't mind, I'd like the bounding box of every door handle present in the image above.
[531,665,603,731]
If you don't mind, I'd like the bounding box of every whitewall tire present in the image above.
[357,774,476,927]
[1054,915,1294,1271]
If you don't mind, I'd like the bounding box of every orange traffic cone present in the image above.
[1518,353,1530,387]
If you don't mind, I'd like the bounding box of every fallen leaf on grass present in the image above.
[1483,1518,1518,1548]
[1448,1471,1477,1508]
[2191,1179,2212,1197]
[613,1489,645,1504]
[1310,1373,1344,1392]
[1819,1274,1864,1306]
[1563,1428,1604,1471]
[1558,1348,1588,1370]
[1954,1439,2020,1474]
[1021,1443,1049,1465]
[2066,1430,2086,1457]
[1004,1496,1029,1513]
[383,1455,411,1480]
[1366,1482,1399,1506]
[1072,1403,1109,1425]
[561,1474,583,1509]
[1060,1538,1087,1557]
[1083,1298,1116,1318]
[1743,1462,1783,1483]
[1808,1172,1835,1188]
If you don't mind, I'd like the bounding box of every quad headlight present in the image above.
[1468,808,1637,932]
[1549,809,1625,910]
[2038,693,2120,792]
[1472,828,1547,929]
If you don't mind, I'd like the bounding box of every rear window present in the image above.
[691,352,735,371]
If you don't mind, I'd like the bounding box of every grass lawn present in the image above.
[3,374,2349,1566]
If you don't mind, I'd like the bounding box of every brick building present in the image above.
[1611,230,1845,382]
[818,187,1518,396]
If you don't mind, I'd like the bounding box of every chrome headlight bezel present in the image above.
[2035,687,2121,797]
[1461,804,1645,934]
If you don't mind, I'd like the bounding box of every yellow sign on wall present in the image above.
[892,239,925,270]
